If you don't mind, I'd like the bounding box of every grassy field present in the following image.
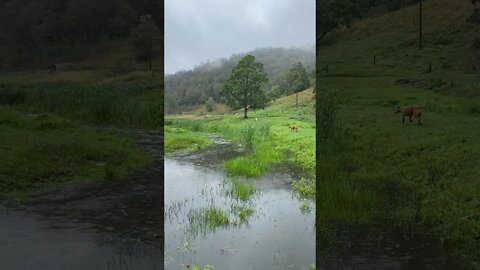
[0,73,163,129]
[0,71,162,200]
[318,0,480,267]
[0,106,151,200]
[165,88,315,178]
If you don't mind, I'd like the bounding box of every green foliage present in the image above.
[222,55,269,118]
[165,48,315,113]
[205,96,215,112]
[287,62,311,94]
[268,85,282,102]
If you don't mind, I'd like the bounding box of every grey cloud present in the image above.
[165,0,315,74]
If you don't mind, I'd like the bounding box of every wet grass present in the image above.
[232,205,254,221]
[223,144,281,177]
[186,206,231,236]
[0,75,161,199]
[0,106,151,200]
[164,126,212,156]
[0,80,163,129]
[184,264,215,270]
[224,178,255,201]
[319,76,480,267]
[179,176,258,239]
[317,2,480,263]
[292,177,316,200]
[165,88,316,178]
[201,207,230,229]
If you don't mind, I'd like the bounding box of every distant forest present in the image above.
[319,0,423,40]
[0,0,163,70]
[164,47,316,114]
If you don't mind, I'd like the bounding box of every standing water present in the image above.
[164,135,315,269]
[0,129,163,270]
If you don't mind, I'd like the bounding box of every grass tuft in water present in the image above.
[225,178,255,201]
[232,205,254,222]
[201,206,230,229]
[185,264,215,270]
[292,177,316,200]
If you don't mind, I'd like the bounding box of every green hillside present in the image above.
[320,0,479,77]
[164,47,315,114]
[318,1,480,268]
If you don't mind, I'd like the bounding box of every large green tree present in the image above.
[287,62,311,107]
[222,55,268,119]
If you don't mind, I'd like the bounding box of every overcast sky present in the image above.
[165,0,315,75]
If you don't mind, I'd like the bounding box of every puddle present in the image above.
[164,138,316,269]
[0,128,163,270]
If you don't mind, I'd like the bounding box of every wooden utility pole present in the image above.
[149,38,152,71]
[419,0,423,50]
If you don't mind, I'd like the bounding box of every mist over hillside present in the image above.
[165,46,315,113]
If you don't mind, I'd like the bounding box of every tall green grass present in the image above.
[0,82,163,128]
[0,106,151,199]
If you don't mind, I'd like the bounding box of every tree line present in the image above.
[0,0,162,70]
[319,0,423,40]
[164,47,315,114]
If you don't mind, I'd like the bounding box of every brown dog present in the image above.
[289,124,299,132]
[394,105,423,126]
